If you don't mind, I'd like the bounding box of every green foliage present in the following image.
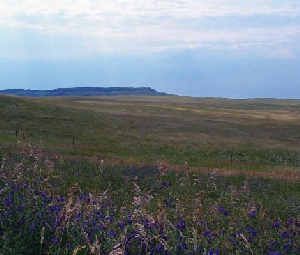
[1,143,299,254]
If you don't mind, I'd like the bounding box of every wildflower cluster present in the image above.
[1,144,300,254]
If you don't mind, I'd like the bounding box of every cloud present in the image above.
[0,0,300,59]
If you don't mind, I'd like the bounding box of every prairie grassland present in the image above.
[0,142,299,254]
[1,95,300,254]
[1,95,300,174]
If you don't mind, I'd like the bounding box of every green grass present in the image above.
[1,143,299,254]
[1,94,300,174]
[1,92,300,254]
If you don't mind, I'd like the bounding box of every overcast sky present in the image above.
[0,0,300,98]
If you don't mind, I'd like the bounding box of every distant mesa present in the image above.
[0,87,171,97]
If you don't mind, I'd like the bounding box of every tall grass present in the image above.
[1,141,299,254]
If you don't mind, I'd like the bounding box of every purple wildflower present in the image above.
[29,222,36,231]
[109,231,117,238]
[52,236,59,244]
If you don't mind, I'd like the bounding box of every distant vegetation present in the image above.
[0,94,299,254]
[1,95,299,173]
[0,87,170,97]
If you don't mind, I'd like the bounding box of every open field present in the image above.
[1,94,300,254]
[1,95,300,175]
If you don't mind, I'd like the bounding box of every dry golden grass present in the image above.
[1,94,300,176]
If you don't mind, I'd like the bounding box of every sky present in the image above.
[0,0,300,98]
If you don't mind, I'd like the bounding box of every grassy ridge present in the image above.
[1,95,300,171]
